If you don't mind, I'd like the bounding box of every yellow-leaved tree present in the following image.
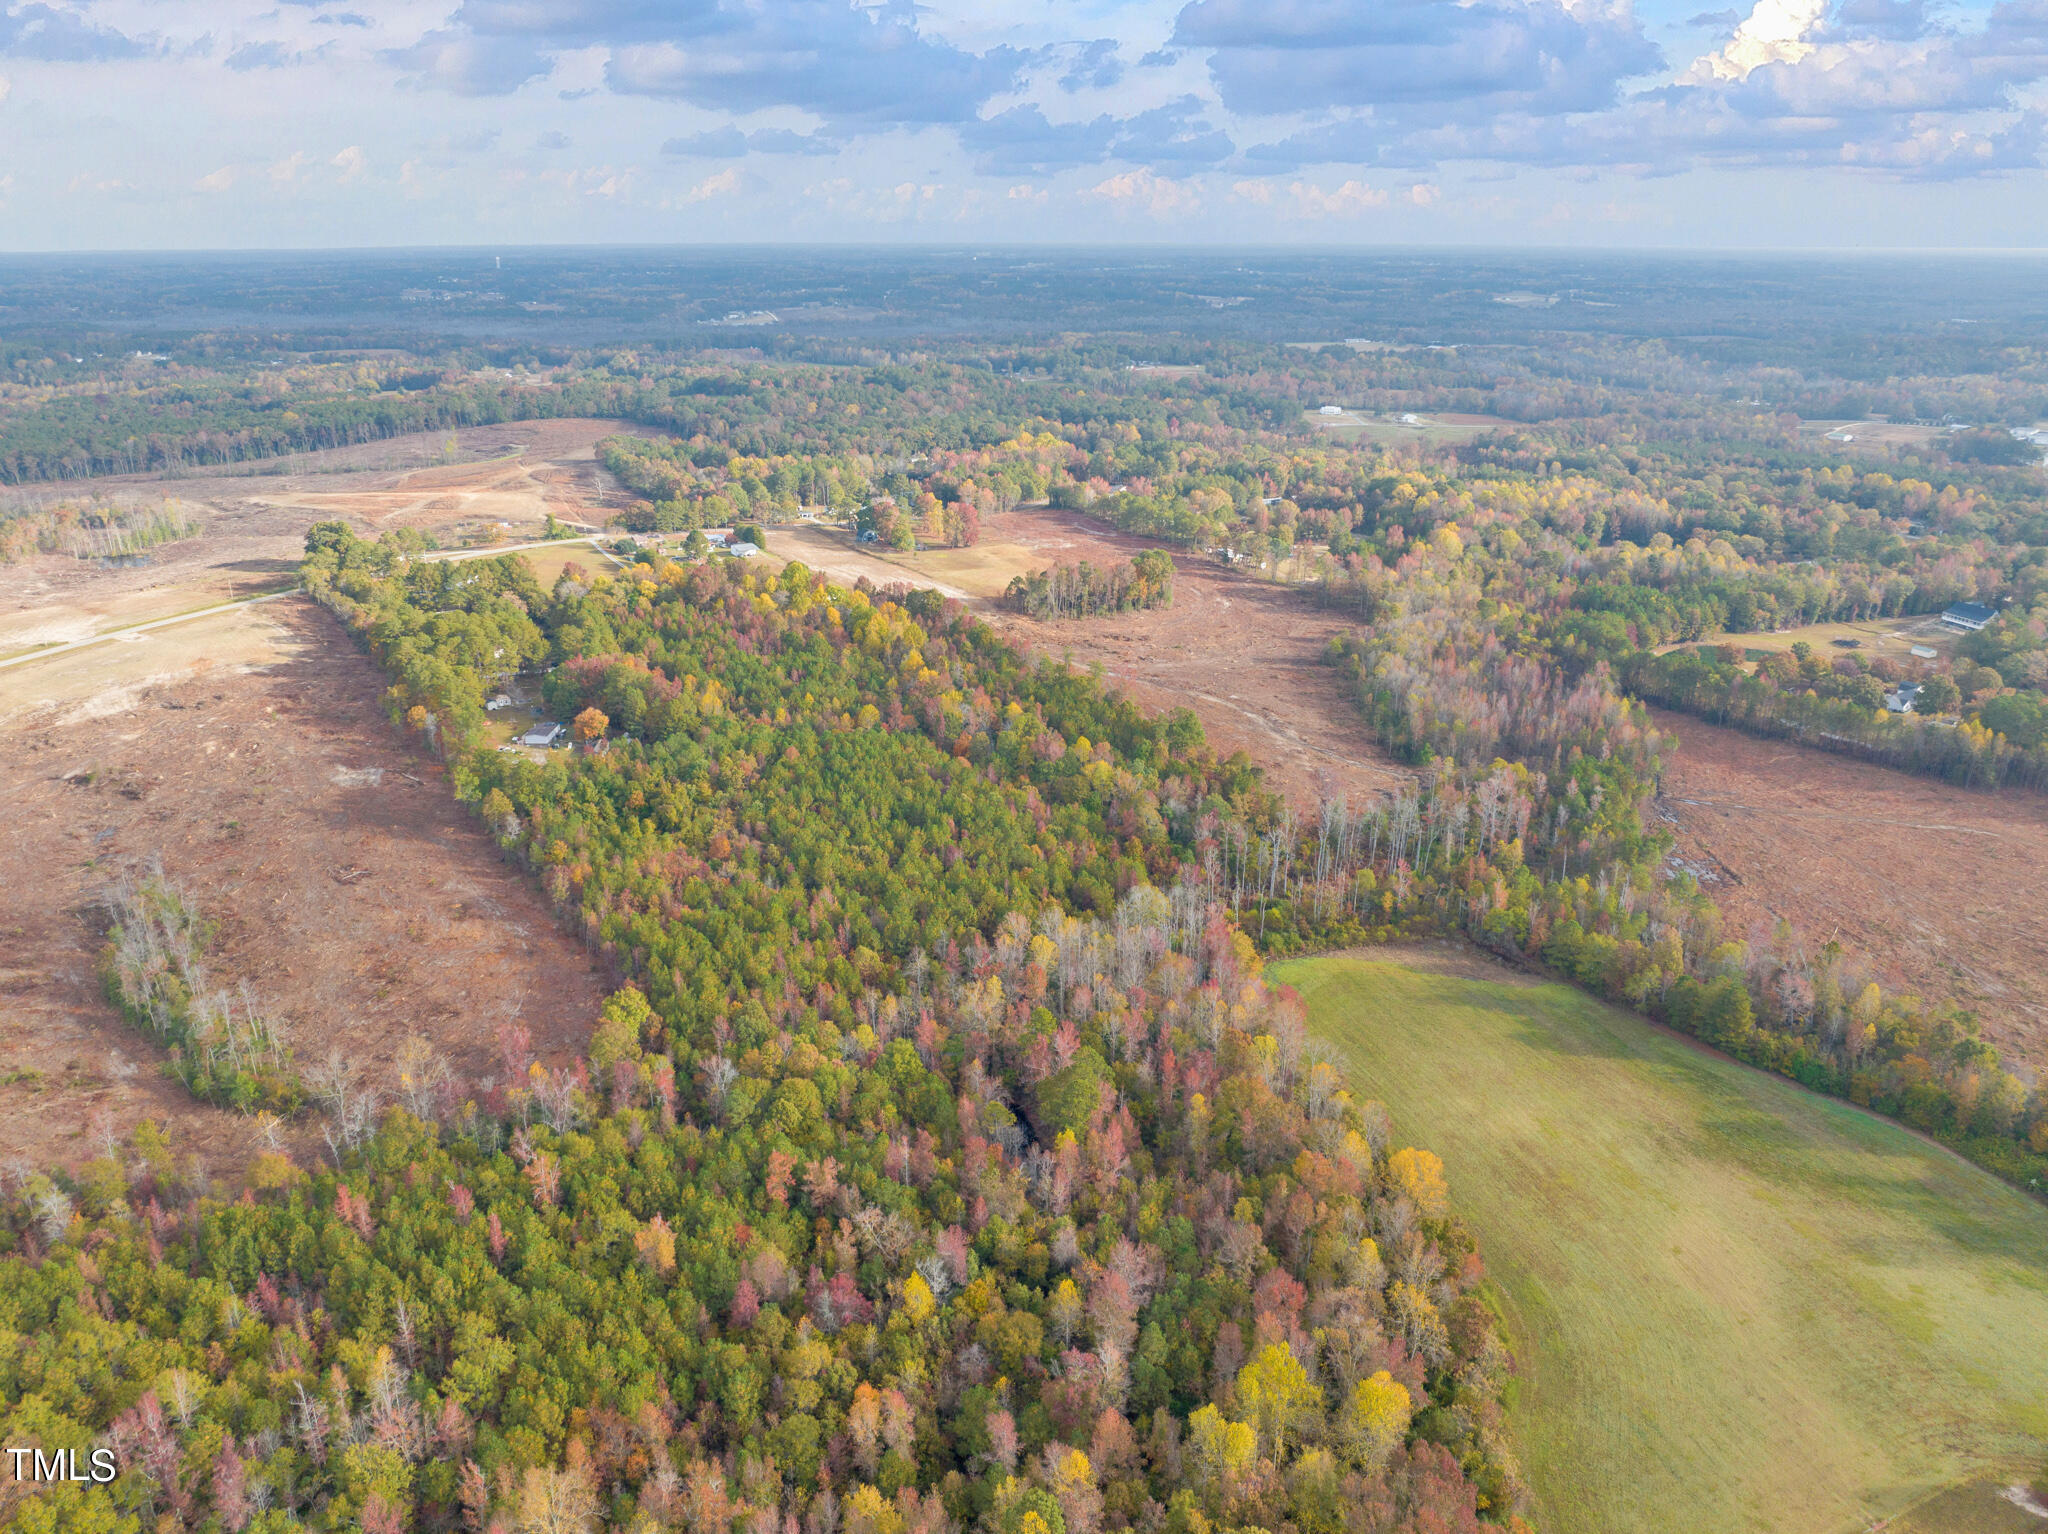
[1234,1342,1321,1459]
[1385,1146,1449,1218]
[1188,1403,1258,1488]
[1345,1369,1413,1469]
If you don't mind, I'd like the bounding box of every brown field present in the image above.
[0,419,641,664]
[768,525,1043,602]
[763,524,985,601]
[975,507,1413,808]
[1649,706,2048,1072]
[0,596,605,1175]
[760,511,1412,809]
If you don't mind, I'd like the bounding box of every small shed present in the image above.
[486,694,514,712]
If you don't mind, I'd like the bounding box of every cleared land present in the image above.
[981,506,1414,808]
[0,419,640,664]
[1653,613,1962,665]
[1276,949,2048,1534]
[759,510,1412,809]
[1649,707,2048,1073]
[1795,417,1947,451]
[0,596,605,1174]
[1305,409,1512,447]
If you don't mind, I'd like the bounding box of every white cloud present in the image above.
[1687,0,1829,81]
[1087,165,1201,215]
[1288,178,1388,216]
[685,167,739,202]
[268,151,310,183]
[332,145,367,183]
[0,72,11,104]
[197,165,237,192]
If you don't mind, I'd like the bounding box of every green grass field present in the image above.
[1272,952,2048,1534]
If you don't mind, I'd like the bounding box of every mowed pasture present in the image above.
[1652,612,1962,665]
[1304,409,1504,447]
[1274,951,2048,1534]
[765,522,1047,601]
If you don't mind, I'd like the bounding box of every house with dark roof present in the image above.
[1941,601,1996,631]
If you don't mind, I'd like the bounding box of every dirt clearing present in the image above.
[977,507,1412,810]
[1,419,641,665]
[1650,706,2048,1073]
[766,510,1410,810]
[0,597,606,1175]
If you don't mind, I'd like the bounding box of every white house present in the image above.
[1884,682,1923,714]
[519,722,567,748]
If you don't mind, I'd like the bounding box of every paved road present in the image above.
[0,588,300,672]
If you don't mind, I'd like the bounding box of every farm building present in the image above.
[1318,405,1344,415]
[1941,602,1997,631]
[727,541,761,559]
[1910,646,1938,660]
[519,722,567,748]
[1884,682,1923,713]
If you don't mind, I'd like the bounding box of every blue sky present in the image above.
[2,0,2046,248]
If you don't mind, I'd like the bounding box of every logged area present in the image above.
[0,596,605,1172]
[986,507,1414,809]
[777,506,1413,810]
[1649,707,2048,1073]
[0,418,638,663]
[1277,950,2048,1534]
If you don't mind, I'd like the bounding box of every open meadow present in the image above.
[1651,612,1962,665]
[1275,948,2048,1534]
[1304,408,1513,446]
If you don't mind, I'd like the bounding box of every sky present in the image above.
[3,0,2048,248]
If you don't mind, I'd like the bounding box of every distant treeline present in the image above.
[1005,551,1175,620]
[0,355,1299,486]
